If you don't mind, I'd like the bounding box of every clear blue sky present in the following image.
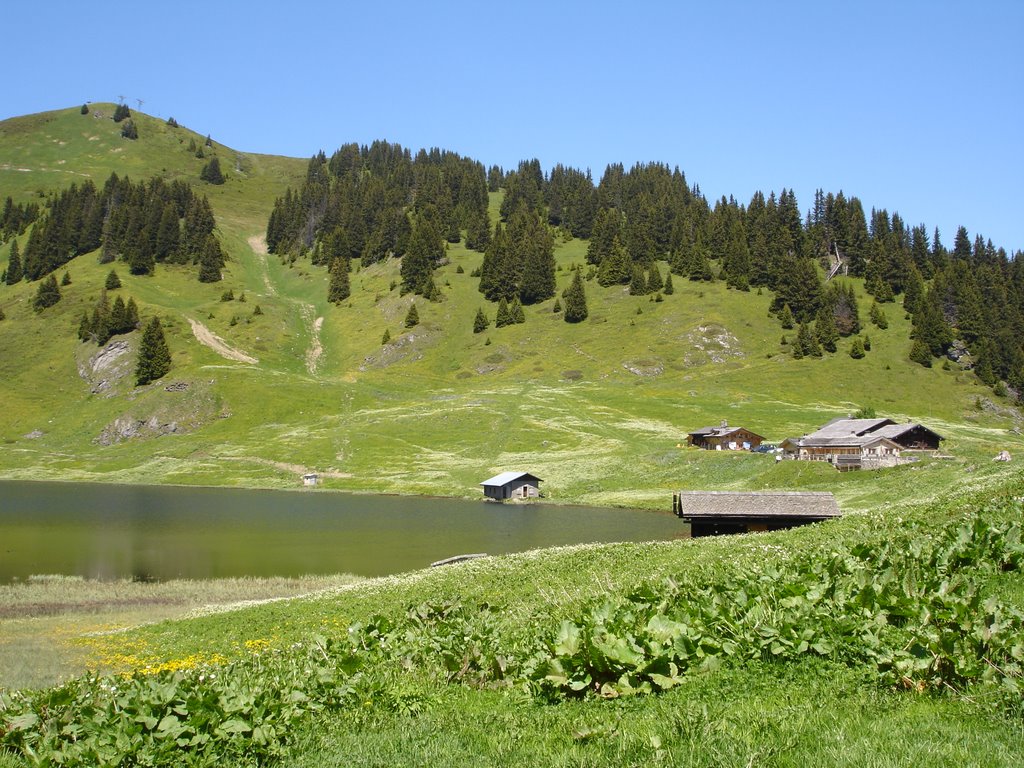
[5,1,1022,251]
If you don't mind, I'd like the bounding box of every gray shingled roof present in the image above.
[480,471,542,487]
[872,423,944,441]
[810,418,894,438]
[677,491,841,519]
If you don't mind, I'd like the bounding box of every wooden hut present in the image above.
[674,491,841,537]
[481,471,542,501]
[686,421,765,451]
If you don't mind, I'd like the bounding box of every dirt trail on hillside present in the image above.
[188,318,259,365]
[247,234,277,296]
[301,304,324,374]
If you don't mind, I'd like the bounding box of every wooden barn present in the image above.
[674,491,841,537]
[782,416,942,470]
[687,421,765,451]
[480,471,543,501]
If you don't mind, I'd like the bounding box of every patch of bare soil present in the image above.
[188,318,258,365]
[247,233,277,296]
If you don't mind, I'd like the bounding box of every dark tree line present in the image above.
[5,173,222,284]
[267,141,489,261]
[1,197,40,242]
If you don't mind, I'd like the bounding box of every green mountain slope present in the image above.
[0,106,1019,509]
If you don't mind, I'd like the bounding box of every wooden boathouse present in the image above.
[480,471,543,501]
[674,491,841,537]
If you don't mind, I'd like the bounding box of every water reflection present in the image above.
[0,481,686,582]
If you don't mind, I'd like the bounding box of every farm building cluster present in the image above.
[686,416,942,471]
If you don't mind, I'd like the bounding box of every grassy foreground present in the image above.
[2,469,1022,766]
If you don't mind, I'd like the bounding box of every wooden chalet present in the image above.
[480,471,542,501]
[687,421,765,451]
[782,417,942,470]
[674,491,841,537]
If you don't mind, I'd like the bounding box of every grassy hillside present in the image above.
[0,105,1021,511]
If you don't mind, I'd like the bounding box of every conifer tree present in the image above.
[850,337,866,359]
[495,297,512,327]
[510,295,526,324]
[113,103,131,122]
[869,302,889,329]
[646,263,663,293]
[120,120,138,140]
[909,339,933,367]
[597,236,631,286]
[552,297,562,313]
[327,257,350,303]
[126,297,139,329]
[135,317,171,385]
[200,158,225,185]
[61,271,71,286]
[381,329,391,345]
[32,274,61,311]
[198,235,224,282]
[5,240,22,285]
[563,269,588,323]
[662,271,674,295]
[629,264,648,295]
[473,307,489,333]
[404,302,419,328]
[815,306,839,352]
[110,296,128,334]
[77,311,90,340]
[779,304,795,329]
[105,269,122,289]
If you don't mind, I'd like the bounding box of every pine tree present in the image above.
[327,257,350,303]
[815,306,839,352]
[597,236,631,286]
[779,304,795,329]
[32,274,61,311]
[200,158,225,185]
[552,297,562,313]
[869,302,889,329]
[126,297,140,329]
[61,271,71,286]
[629,264,648,295]
[404,302,419,328]
[381,329,391,345]
[662,271,674,295]
[110,296,128,335]
[198,235,224,282]
[120,120,138,140]
[850,337,866,359]
[5,240,22,284]
[495,297,512,327]
[113,103,131,122]
[77,310,92,339]
[646,263,663,293]
[473,307,489,333]
[105,269,122,289]
[135,317,171,385]
[909,339,933,367]
[563,269,588,323]
[510,295,526,324]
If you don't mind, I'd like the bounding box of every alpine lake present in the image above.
[0,480,686,582]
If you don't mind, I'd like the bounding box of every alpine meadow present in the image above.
[0,104,1022,767]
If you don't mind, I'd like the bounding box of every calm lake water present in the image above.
[0,480,686,582]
